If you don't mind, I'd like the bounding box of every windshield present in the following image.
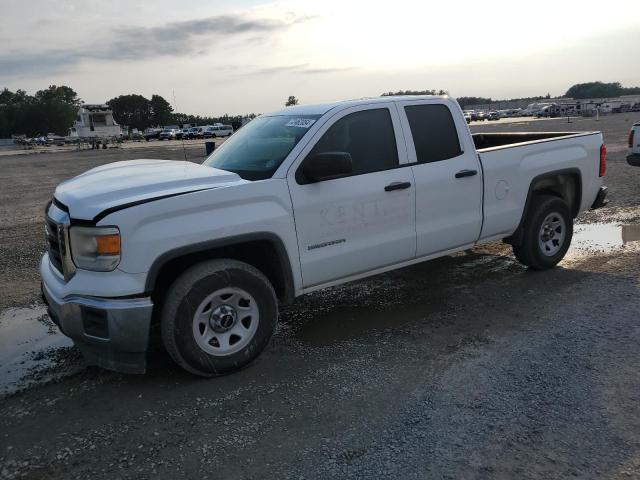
[203,115,321,180]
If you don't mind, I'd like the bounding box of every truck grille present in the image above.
[45,215,63,274]
[45,199,75,280]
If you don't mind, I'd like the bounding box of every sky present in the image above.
[1,0,639,116]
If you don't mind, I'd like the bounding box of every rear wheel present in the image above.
[161,259,278,376]
[512,195,573,270]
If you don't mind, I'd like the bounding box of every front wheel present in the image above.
[161,259,278,376]
[512,195,573,270]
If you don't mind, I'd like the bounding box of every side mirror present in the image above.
[302,152,353,182]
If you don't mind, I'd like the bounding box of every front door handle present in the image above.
[455,169,478,179]
[384,181,412,192]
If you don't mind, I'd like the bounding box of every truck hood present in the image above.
[55,159,245,221]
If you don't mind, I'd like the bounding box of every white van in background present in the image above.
[211,125,234,137]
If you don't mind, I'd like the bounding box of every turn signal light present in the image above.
[96,234,121,255]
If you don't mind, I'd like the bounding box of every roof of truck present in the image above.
[265,95,448,117]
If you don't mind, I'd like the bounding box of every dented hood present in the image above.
[54,159,245,220]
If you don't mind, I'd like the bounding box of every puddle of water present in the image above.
[571,223,640,252]
[0,305,75,396]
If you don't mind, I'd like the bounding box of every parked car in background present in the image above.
[175,129,189,140]
[487,111,500,121]
[184,127,199,139]
[201,126,216,138]
[46,133,66,146]
[465,110,484,122]
[159,128,179,140]
[628,123,640,166]
[192,126,208,139]
[144,128,162,141]
[208,125,234,137]
[463,111,472,124]
[41,95,608,376]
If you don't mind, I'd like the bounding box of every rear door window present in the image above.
[404,104,462,163]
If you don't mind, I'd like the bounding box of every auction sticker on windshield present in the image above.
[286,118,316,128]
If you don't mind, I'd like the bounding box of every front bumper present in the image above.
[591,186,608,210]
[42,280,153,374]
[627,153,640,167]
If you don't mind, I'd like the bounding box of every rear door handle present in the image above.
[455,169,478,179]
[384,181,412,192]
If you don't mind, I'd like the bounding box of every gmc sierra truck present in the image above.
[41,96,608,376]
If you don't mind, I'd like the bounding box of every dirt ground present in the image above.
[1,114,639,479]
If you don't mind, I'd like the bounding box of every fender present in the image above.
[504,168,582,246]
[144,232,296,303]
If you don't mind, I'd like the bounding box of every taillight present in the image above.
[599,144,607,177]
[630,129,635,148]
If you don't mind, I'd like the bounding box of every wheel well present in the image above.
[530,173,581,218]
[150,239,293,311]
[504,171,581,246]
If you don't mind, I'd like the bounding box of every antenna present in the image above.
[172,89,189,163]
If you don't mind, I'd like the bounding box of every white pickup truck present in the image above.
[628,122,640,166]
[41,96,608,375]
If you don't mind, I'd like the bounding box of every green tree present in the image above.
[456,96,492,108]
[565,82,624,99]
[285,96,299,107]
[150,94,174,126]
[107,94,152,131]
[0,85,80,137]
[32,85,81,135]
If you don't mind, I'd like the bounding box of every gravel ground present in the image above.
[0,114,639,479]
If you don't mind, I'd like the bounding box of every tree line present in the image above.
[106,94,255,132]
[0,85,80,137]
[379,89,550,108]
[0,85,257,137]
[2,81,639,138]
[564,82,640,99]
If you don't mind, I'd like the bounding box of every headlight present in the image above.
[69,226,120,271]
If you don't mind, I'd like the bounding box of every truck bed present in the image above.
[473,132,598,151]
[474,130,604,243]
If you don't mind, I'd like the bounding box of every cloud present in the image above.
[251,64,309,75]
[303,66,357,75]
[0,13,307,77]
[246,64,358,76]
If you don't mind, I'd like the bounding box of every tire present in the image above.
[512,195,573,270]
[161,259,278,376]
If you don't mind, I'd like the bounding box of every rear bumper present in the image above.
[627,153,640,167]
[42,280,153,374]
[591,186,608,210]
